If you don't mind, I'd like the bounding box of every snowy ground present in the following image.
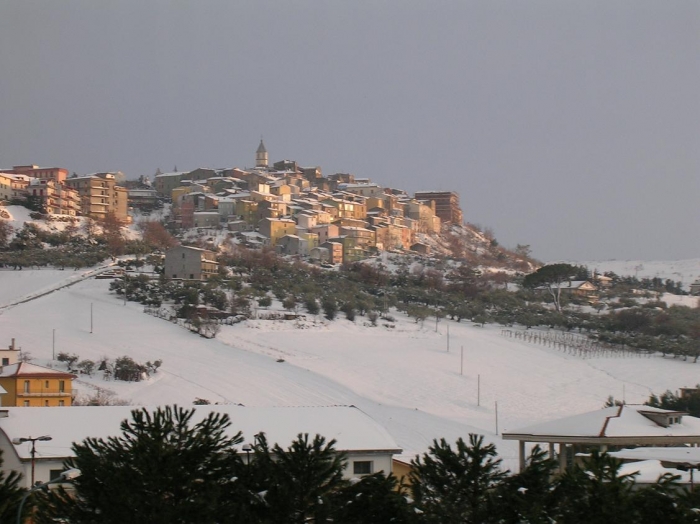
[2,269,700,471]
[573,259,700,291]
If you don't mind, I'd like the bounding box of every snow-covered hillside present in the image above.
[574,259,700,290]
[2,268,700,471]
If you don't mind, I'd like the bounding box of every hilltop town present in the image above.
[0,140,534,271]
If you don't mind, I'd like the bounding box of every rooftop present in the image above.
[0,362,76,379]
[0,405,401,460]
[503,405,700,443]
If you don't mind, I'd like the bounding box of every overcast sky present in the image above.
[1,1,698,262]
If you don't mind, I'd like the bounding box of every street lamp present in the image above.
[242,443,252,465]
[16,468,80,524]
[12,435,52,487]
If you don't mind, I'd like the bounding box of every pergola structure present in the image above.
[502,405,700,473]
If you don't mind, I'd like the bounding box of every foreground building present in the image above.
[0,405,402,487]
[502,404,700,473]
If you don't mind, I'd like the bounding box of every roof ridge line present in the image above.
[599,404,624,438]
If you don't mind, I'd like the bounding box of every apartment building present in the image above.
[65,173,129,222]
[0,165,68,183]
[414,191,463,225]
[28,179,80,216]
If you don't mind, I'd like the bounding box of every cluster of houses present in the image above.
[0,165,129,223]
[2,142,465,265]
[155,140,464,265]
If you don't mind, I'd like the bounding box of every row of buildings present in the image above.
[0,164,129,222]
[157,141,463,264]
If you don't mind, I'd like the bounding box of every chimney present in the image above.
[10,338,15,351]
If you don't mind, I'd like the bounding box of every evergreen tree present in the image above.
[493,445,558,524]
[0,449,28,522]
[552,450,636,524]
[37,406,244,524]
[332,472,417,524]
[522,263,581,312]
[409,434,506,523]
[632,473,685,524]
[248,432,347,524]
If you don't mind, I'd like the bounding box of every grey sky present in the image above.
[1,1,698,261]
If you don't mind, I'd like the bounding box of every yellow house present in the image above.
[234,199,259,226]
[171,185,192,204]
[0,363,76,407]
[259,218,297,246]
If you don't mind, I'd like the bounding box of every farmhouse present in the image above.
[534,280,598,299]
[0,405,402,487]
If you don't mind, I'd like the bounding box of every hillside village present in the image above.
[1,141,537,271]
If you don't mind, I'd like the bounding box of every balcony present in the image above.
[17,391,71,397]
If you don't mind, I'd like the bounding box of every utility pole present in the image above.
[460,345,464,375]
[90,303,93,334]
[477,374,481,407]
[52,329,55,360]
[446,323,450,352]
[495,401,499,435]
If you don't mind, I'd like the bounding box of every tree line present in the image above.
[0,406,695,523]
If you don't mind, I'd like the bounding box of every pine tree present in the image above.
[552,450,637,524]
[37,406,244,524]
[632,472,685,524]
[409,434,506,523]
[0,449,28,522]
[247,432,347,523]
[332,472,418,524]
[493,445,558,524]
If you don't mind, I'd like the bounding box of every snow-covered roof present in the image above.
[0,362,75,379]
[503,405,700,443]
[0,173,33,182]
[618,459,692,484]
[608,446,700,466]
[0,405,401,460]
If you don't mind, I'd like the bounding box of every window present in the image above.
[45,400,49,406]
[1,358,8,366]
[182,253,185,259]
[50,469,63,481]
[58,400,65,406]
[23,380,30,393]
[190,274,194,279]
[23,400,29,407]
[45,380,49,389]
[59,380,65,393]
[353,461,373,475]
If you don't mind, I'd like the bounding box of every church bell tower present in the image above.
[256,138,268,168]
